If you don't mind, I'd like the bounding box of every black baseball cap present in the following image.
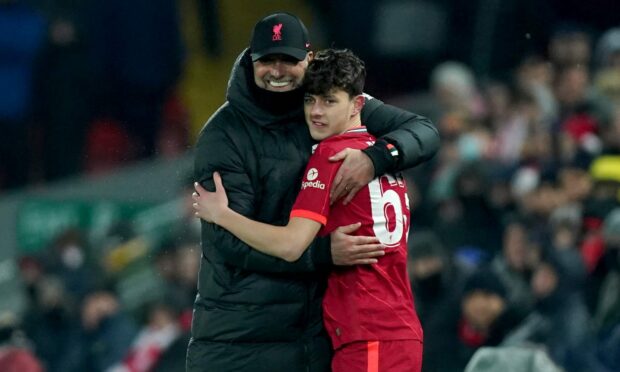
[250,12,311,62]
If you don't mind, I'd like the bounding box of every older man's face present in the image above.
[253,53,312,92]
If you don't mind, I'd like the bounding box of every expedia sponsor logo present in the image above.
[301,180,326,190]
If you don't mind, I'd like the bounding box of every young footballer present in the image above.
[193,49,423,372]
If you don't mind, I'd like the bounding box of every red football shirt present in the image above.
[290,127,423,349]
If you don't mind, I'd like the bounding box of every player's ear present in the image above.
[351,94,365,116]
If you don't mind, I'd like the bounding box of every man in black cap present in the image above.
[187,12,439,371]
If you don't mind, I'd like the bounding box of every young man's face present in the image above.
[303,88,363,141]
[253,53,311,92]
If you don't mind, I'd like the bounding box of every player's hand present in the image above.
[329,148,374,205]
[330,223,384,265]
[192,172,229,224]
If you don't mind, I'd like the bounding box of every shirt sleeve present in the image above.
[290,145,340,226]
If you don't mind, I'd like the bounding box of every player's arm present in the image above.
[195,116,331,273]
[194,173,321,262]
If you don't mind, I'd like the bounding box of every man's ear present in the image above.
[351,94,365,116]
[306,51,314,62]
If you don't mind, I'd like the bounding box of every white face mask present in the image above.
[61,245,84,269]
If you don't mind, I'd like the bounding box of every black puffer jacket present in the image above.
[187,49,439,372]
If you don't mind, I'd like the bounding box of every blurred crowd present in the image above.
[404,25,620,372]
[2,0,620,371]
[1,178,200,372]
[0,0,192,192]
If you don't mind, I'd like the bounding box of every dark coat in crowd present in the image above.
[0,1,46,189]
[502,252,596,372]
[81,312,138,372]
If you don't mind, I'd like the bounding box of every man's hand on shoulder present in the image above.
[330,223,385,265]
[329,149,374,205]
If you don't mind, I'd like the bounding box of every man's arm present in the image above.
[361,95,440,176]
[330,95,440,203]
[195,115,331,273]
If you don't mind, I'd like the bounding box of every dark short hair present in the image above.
[303,49,366,97]
[463,268,507,299]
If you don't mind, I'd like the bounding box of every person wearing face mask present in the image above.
[502,253,596,372]
[188,12,439,372]
[593,208,620,333]
[407,230,468,372]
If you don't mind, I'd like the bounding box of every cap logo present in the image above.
[272,23,283,41]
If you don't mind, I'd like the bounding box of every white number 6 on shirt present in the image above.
[368,174,408,248]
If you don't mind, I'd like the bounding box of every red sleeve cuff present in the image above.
[290,209,327,225]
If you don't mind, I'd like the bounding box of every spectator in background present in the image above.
[596,105,620,155]
[430,61,484,124]
[0,312,43,372]
[549,216,588,288]
[592,210,620,372]
[490,217,537,315]
[173,243,200,308]
[34,0,93,181]
[407,230,467,372]
[503,253,595,372]
[514,55,559,127]
[155,92,191,158]
[595,324,620,372]
[434,162,502,257]
[553,64,592,119]
[483,81,530,165]
[0,0,46,190]
[153,238,199,318]
[18,257,45,308]
[45,228,101,303]
[148,239,199,372]
[594,28,620,70]
[548,26,592,68]
[22,276,83,372]
[110,302,182,372]
[195,0,221,57]
[90,0,184,158]
[593,28,620,108]
[438,269,522,372]
[80,290,138,372]
[593,209,620,333]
